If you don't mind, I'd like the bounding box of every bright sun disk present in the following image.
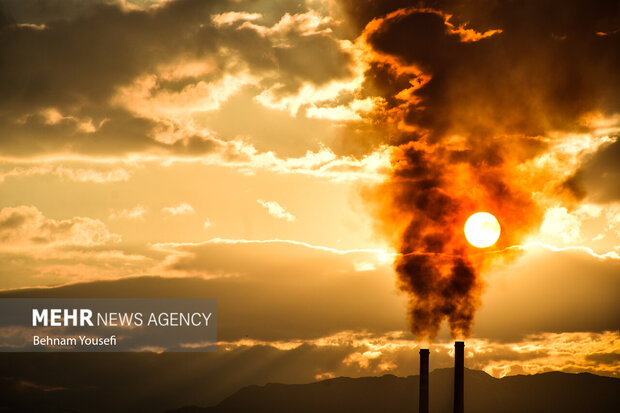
[464,212,501,248]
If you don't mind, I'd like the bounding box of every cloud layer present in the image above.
[0,0,359,158]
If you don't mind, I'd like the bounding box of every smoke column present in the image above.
[346,1,620,341]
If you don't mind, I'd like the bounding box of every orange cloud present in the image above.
[162,203,195,216]
[217,330,620,378]
[0,205,121,250]
[257,200,296,222]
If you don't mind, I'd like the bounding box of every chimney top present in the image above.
[419,348,430,354]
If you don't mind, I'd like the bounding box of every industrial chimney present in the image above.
[454,341,464,413]
[419,348,429,413]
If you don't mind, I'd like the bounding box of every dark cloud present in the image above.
[564,139,620,203]
[0,109,155,156]
[0,205,119,246]
[475,245,620,341]
[0,0,119,25]
[0,0,224,156]
[155,241,407,341]
[0,1,214,111]
[2,240,618,342]
[0,0,354,157]
[0,271,403,342]
[586,352,620,365]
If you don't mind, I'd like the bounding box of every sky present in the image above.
[0,0,619,408]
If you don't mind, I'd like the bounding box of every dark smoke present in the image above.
[375,143,502,340]
[353,0,620,340]
[391,146,477,339]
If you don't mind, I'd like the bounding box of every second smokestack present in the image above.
[454,341,464,413]
[419,348,429,413]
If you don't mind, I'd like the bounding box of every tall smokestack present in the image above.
[454,341,464,413]
[419,348,429,413]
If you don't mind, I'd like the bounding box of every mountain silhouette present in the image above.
[167,368,619,413]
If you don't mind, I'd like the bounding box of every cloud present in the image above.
[0,0,117,25]
[220,329,620,378]
[605,205,620,238]
[212,11,262,26]
[0,0,358,158]
[146,238,618,343]
[0,328,616,413]
[110,70,257,145]
[146,239,401,340]
[108,205,147,220]
[474,242,620,341]
[534,201,620,249]
[540,206,583,243]
[162,202,195,216]
[0,162,131,183]
[236,10,332,38]
[257,199,295,222]
[203,219,214,229]
[39,107,99,133]
[4,255,148,286]
[0,234,617,358]
[565,138,620,203]
[53,166,131,183]
[0,212,617,338]
[0,205,141,288]
[0,205,120,250]
[518,241,620,260]
[0,139,392,188]
[1,0,617,163]
[213,144,391,182]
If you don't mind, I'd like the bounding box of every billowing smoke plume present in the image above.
[347,0,620,341]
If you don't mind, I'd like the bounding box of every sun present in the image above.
[464,212,501,248]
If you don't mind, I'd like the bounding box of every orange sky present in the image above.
[0,0,618,385]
